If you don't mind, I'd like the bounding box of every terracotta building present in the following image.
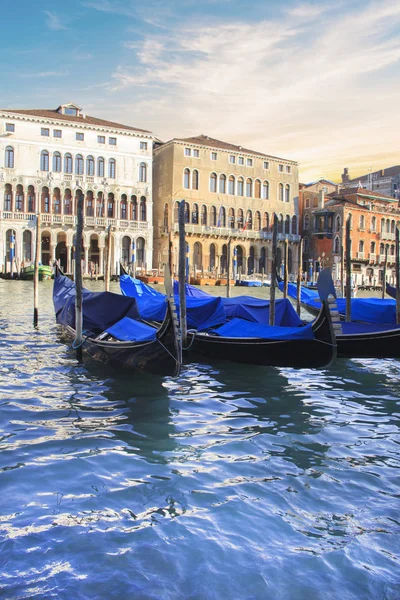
[301,186,400,286]
[153,134,300,279]
[341,166,400,198]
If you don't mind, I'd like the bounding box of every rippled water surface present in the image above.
[0,279,399,599]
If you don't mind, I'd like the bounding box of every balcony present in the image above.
[357,252,365,259]
[172,223,300,242]
[369,253,376,261]
[0,210,148,231]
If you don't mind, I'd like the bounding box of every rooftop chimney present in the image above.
[341,167,349,183]
[318,189,325,209]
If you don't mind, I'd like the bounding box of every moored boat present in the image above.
[21,264,53,281]
[53,267,181,376]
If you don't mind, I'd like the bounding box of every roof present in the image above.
[336,187,397,201]
[305,178,337,187]
[163,134,297,163]
[0,107,152,134]
[346,165,400,183]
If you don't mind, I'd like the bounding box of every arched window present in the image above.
[246,210,253,230]
[210,172,217,193]
[246,178,253,197]
[192,169,199,190]
[192,203,199,224]
[263,212,269,230]
[334,236,340,254]
[228,207,235,228]
[381,218,385,233]
[5,146,14,168]
[184,168,190,189]
[53,152,62,172]
[237,177,244,196]
[107,193,114,218]
[285,215,290,233]
[278,214,284,233]
[285,184,290,202]
[184,202,190,223]
[108,158,116,179]
[370,241,376,254]
[140,196,146,221]
[336,214,341,232]
[359,240,364,252]
[255,211,261,230]
[23,230,32,262]
[279,183,284,202]
[64,153,73,174]
[174,201,179,223]
[139,162,147,182]
[380,243,384,255]
[97,157,105,177]
[237,208,244,228]
[262,181,269,200]
[209,243,216,270]
[304,214,310,229]
[137,237,145,267]
[304,236,309,253]
[53,188,61,214]
[210,205,217,226]
[131,195,138,220]
[371,216,376,232]
[27,185,35,213]
[15,185,24,212]
[120,194,127,219]
[360,215,365,229]
[219,174,226,194]
[201,204,207,225]
[86,155,95,176]
[4,184,12,211]
[254,179,261,198]
[228,175,235,195]
[218,206,226,227]
[40,150,49,172]
[86,191,94,217]
[75,154,84,175]
[391,220,396,234]
[291,215,297,234]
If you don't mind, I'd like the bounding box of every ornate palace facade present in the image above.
[0,103,154,275]
[153,135,300,278]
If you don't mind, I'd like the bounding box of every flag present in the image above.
[241,211,250,231]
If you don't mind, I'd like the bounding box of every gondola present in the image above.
[277,278,400,358]
[53,266,181,376]
[121,266,337,368]
[278,279,397,324]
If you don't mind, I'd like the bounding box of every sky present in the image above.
[1,0,400,183]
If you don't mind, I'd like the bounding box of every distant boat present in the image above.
[20,264,53,281]
[235,279,262,287]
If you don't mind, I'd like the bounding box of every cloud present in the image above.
[91,0,400,181]
[19,71,69,78]
[44,10,67,30]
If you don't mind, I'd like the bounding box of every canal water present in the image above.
[0,279,399,599]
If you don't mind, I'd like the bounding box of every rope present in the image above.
[182,329,197,351]
[156,338,180,365]
[71,330,90,350]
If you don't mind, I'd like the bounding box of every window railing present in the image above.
[357,252,365,259]
[369,253,376,261]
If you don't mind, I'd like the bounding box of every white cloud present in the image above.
[19,71,69,78]
[44,11,67,31]
[92,0,400,180]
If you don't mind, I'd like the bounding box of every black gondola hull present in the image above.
[187,300,336,369]
[337,328,400,359]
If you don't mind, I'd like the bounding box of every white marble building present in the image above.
[0,102,154,275]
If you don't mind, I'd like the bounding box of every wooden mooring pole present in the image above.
[396,227,400,324]
[33,213,41,326]
[283,238,289,298]
[345,216,351,322]
[269,213,278,326]
[226,239,231,298]
[105,225,112,292]
[75,192,84,362]
[382,245,388,300]
[296,238,303,317]
[178,200,187,347]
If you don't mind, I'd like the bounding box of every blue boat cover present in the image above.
[106,317,157,342]
[222,296,302,326]
[211,317,314,340]
[341,321,400,334]
[121,274,226,330]
[281,281,397,324]
[386,283,396,299]
[173,280,211,298]
[54,273,140,332]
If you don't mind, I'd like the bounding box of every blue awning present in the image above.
[211,317,314,340]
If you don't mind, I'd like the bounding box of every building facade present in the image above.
[0,103,154,275]
[341,166,400,198]
[153,135,300,279]
[301,187,400,286]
